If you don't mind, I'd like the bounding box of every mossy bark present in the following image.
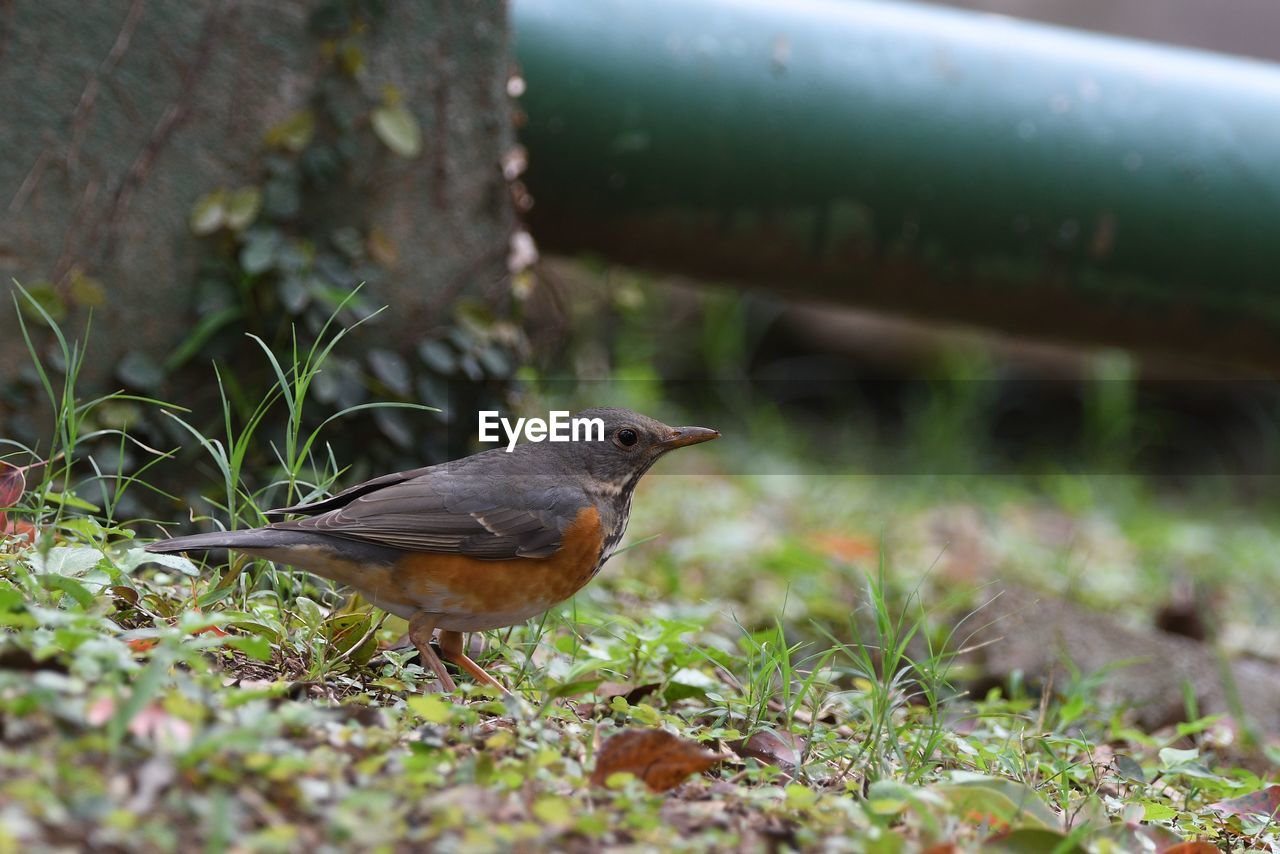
[0,0,514,438]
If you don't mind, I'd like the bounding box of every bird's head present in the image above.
[563,407,719,496]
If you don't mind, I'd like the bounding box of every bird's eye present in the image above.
[616,428,639,448]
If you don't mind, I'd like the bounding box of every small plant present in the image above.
[819,563,956,784]
[6,283,177,532]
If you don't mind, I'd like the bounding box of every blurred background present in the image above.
[5,0,1280,724]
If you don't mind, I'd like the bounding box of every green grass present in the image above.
[1,287,1278,851]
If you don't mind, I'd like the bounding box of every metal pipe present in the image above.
[512,0,1280,370]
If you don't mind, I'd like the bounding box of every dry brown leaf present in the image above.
[1114,821,1182,851]
[1209,785,1280,819]
[0,461,26,534]
[0,459,46,541]
[730,729,801,768]
[811,531,877,563]
[590,728,727,792]
[0,462,24,502]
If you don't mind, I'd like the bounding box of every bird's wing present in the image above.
[271,466,588,560]
[264,464,440,518]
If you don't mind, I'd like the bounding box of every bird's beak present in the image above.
[659,426,721,449]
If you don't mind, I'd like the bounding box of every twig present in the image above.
[67,0,146,175]
[86,0,228,274]
[8,145,53,213]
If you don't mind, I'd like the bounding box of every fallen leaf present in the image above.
[0,461,25,507]
[731,729,801,768]
[1209,785,1280,819]
[1088,821,1182,852]
[0,458,52,539]
[3,519,36,541]
[0,461,25,534]
[590,728,727,792]
[812,532,877,563]
[1160,844,1222,854]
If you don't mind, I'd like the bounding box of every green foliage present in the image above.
[1,492,1270,849]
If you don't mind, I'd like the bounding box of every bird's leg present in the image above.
[437,630,509,695]
[408,612,456,693]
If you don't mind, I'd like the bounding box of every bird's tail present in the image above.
[145,527,305,555]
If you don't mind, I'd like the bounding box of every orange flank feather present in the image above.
[388,506,604,624]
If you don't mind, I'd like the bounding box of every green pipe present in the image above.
[513,0,1280,369]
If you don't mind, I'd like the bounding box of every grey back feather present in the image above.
[270,456,589,561]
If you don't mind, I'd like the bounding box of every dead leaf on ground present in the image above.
[1089,820,1182,851]
[1210,785,1280,819]
[1160,843,1223,854]
[0,462,25,507]
[812,532,877,563]
[0,459,48,542]
[0,461,26,536]
[590,728,728,792]
[730,729,801,769]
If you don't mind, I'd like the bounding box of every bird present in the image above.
[146,407,719,693]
